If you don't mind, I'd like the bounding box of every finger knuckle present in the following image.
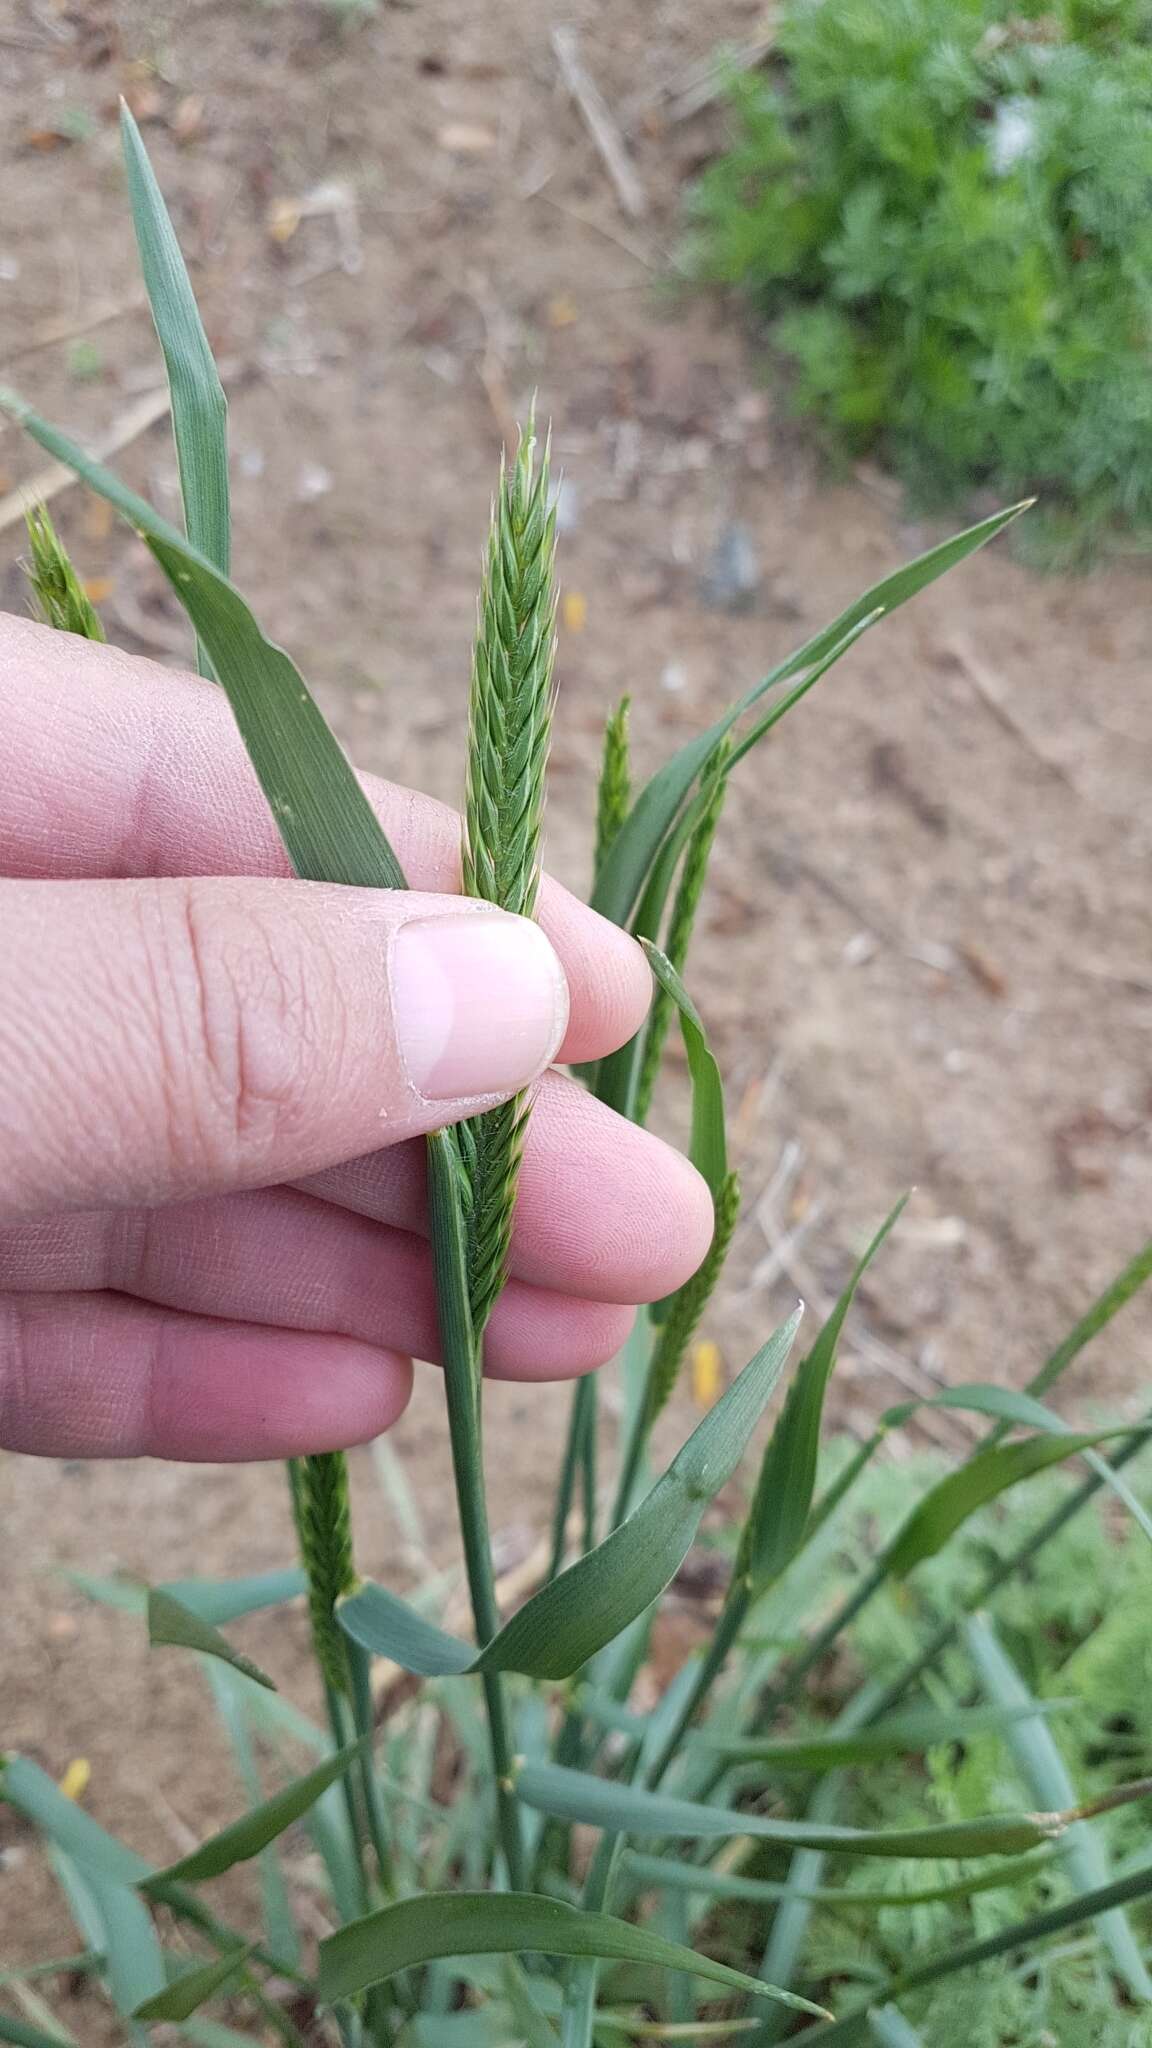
[149,883,332,1181]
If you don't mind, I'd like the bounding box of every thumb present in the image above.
[0,876,569,1222]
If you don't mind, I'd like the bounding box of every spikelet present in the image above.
[642,1169,742,1429]
[288,1454,355,1695]
[24,504,105,641]
[595,695,632,875]
[457,420,558,1336]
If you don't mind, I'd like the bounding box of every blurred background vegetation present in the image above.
[690,0,1152,566]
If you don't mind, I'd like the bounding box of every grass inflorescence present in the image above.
[457,419,558,1336]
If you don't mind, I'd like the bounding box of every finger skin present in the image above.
[0,1292,414,1460]
[0,1188,636,1382]
[301,1069,716,1304]
[0,613,651,1065]
[0,877,567,1221]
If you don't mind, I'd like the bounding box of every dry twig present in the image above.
[551,25,648,221]
[946,632,1083,796]
[2,287,150,364]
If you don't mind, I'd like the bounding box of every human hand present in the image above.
[0,615,713,1461]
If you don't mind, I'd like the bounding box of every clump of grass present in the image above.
[3,108,1152,2048]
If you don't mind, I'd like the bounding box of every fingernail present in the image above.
[392,912,569,1101]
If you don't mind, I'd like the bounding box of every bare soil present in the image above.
[1,0,1150,2031]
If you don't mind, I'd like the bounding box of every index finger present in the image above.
[0,613,651,1064]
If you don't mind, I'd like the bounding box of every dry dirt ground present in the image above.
[1,0,1150,2029]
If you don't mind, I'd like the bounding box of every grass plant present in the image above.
[3,108,1151,2048]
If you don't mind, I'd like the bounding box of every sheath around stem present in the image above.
[457,421,558,1336]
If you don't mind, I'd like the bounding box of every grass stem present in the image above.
[427,1130,527,1889]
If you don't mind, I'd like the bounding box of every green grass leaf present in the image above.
[133,1946,251,2024]
[1,1757,149,1886]
[338,1584,475,1676]
[639,943,727,1199]
[0,2020,76,2048]
[866,2010,923,2048]
[591,504,1026,930]
[739,1199,907,1592]
[119,102,229,678]
[317,1892,830,2018]
[696,1696,1078,1768]
[162,1570,307,1626]
[0,390,406,893]
[623,1845,1059,1909]
[884,1427,1136,1576]
[46,1847,165,2020]
[147,1590,276,1690]
[516,1762,1058,1859]
[140,1740,368,1890]
[71,1568,306,1625]
[499,1958,562,2048]
[965,1612,1152,2002]
[344,1311,800,1681]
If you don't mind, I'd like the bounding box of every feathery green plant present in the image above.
[4,111,1152,2048]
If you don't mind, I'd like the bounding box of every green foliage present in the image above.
[5,106,1152,2048]
[689,0,1152,560]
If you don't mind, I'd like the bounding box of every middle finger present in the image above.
[1,1186,635,1382]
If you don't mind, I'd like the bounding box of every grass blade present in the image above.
[69,1569,305,1625]
[133,1947,251,2024]
[697,1697,1078,1768]
[739,1200,907,1594]
[140,1741,368,1890]
[119,102,229,658]
[46,1847,164,2020]
[612,1172,743,1527]
[1,1758,148,1885]
[341,1312,801,1682]
[639,943,727,1199]
[0,2021,76,2047]
[633,757,729,1129]
[865,2010,923,2048]
[318,1893,830,2019]
[964,1611,1152,2001]
[338,1584,474,1676]
[1021,1234,1152,1412]
[0,390,406,893]
[516,1763,1059,1859]
[623,1846,1059,1909]
[147,1590,276,1691]
[591,504,1027,930]
[198,1665,301,1970]
[481,1311,799,1678]
[883,1426,1136,1576]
